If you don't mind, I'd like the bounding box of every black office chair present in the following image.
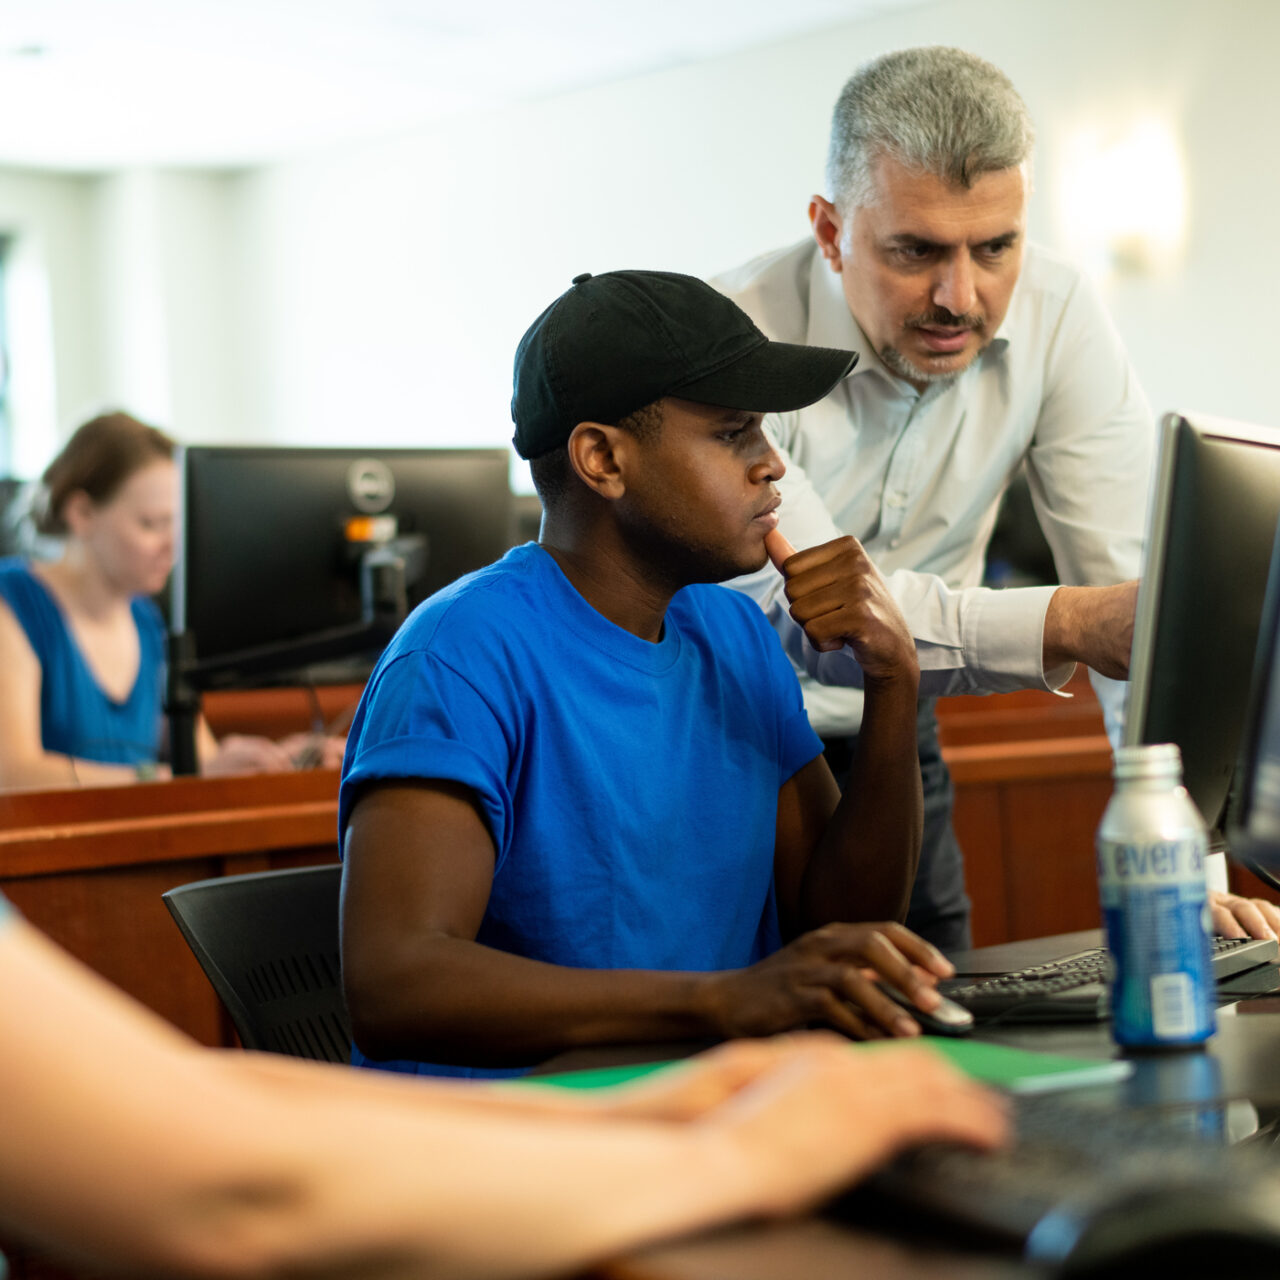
[162,863,351,1062]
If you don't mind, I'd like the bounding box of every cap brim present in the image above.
[670,340,856,414]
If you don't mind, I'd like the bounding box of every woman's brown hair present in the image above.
[35,412,175,537]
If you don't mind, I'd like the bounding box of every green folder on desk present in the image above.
[521,1039,1132,1096]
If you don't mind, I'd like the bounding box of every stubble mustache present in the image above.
[904,304,986,335]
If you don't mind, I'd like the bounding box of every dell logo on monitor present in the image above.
[347,459,396,513]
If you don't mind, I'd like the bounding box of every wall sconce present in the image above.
[1059,117,1188,278]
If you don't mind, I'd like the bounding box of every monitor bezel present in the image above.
[1227,518,1280,890]
[1123,410,1280,835]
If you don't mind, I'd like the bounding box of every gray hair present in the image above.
[825,47,1034,212]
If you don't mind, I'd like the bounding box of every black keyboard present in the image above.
[943,936,1279,1024]
[841,1091,1280,1270]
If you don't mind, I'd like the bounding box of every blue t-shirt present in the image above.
[0,558,166,766]
[340,543,823,1077]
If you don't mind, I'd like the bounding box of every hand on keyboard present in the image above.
[700,1035,1008,1215]
[1209,890,1280,941]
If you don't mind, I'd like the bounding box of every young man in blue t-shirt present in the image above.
[339,269,957,1077]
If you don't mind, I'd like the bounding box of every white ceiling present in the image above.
[0,0,935,173]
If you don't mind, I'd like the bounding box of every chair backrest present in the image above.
[162,863,351,1062]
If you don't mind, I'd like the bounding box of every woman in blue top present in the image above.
[0,412,343,788]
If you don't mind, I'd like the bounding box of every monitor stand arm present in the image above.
[164,535,427,777]
[166,629,202,777]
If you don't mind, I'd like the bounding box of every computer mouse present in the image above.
[1026,1178,1280,1276]
[876,982,975,1037]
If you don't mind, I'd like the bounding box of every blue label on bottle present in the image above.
[1099,837,1215,1047]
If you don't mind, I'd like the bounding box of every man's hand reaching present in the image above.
[1042,580,1139,679]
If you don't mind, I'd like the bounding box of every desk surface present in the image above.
[950,929,1280,1108]
[593,931,1280,1280]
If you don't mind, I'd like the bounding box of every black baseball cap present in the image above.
[511,269,857,460]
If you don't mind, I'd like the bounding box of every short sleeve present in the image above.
[726,588,823,784]
[778,697,823,785]
[339,650,517,865]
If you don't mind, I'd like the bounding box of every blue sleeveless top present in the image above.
[0,558,166,765]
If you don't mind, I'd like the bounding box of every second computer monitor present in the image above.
[1124,411,1280,836]
[172,445,514,684]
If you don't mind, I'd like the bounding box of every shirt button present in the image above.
[886,491,908,509]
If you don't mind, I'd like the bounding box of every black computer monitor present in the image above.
[1227,518,1280,890]
[168,446,513,768]
[1124,412,1280,841]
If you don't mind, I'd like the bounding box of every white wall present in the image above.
[0,169,99,475]
[89,170,245,443]
[0,167,244,472]
[223,0,1280,492]
[3,0,1277,489]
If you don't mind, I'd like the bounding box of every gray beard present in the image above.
[878,343,968,386]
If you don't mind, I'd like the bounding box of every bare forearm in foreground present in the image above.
[0,919,1007,1280]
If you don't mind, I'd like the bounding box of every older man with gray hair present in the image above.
[714,46,1151,952]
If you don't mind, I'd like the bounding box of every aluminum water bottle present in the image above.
[1096,743,1215,1049]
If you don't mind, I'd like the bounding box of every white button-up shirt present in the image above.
[713,238,1155,736]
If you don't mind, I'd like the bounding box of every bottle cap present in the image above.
[1113,742,1183,781]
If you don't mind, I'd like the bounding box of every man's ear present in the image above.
[809,196,845,273]
[566,423,629,500]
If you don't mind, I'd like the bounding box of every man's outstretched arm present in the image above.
[1041,580,1139,681]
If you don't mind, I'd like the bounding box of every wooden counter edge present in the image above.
[942,733,1113,785]
[0,769,340,878]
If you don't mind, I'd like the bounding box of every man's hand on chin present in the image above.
[765,530,917,685]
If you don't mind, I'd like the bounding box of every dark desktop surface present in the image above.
[950,930,1280,1102]
[593,932,1280,1280]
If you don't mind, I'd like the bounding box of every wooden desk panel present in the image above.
[938,676,1113,947]
[936,667,1105,747]
[3,857,231,1046]
[0,770,341,1047]
[0,770,339,877]
[948,743,1112,946]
